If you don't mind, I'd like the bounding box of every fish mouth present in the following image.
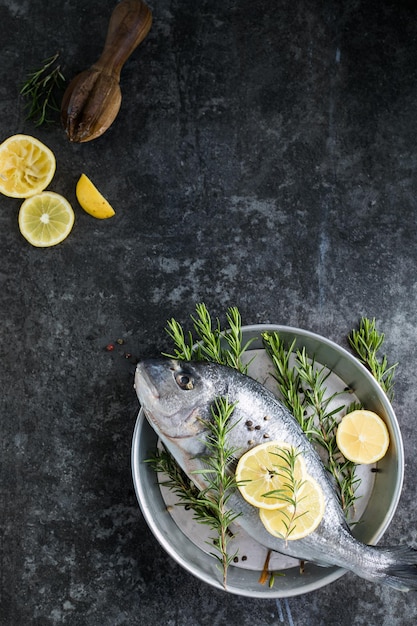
[134,360,161,404]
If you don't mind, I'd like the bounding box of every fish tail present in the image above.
[363,545,417,591]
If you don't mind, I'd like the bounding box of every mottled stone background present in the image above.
[1,0,417,624]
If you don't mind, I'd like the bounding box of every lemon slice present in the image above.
[18,192,75,247]
[235,441,307,510]
[76,173,115,219]
[0,134,56,198]
[336,409,390,465]
[259,475,325,540]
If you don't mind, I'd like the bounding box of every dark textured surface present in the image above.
[1,0,417,624]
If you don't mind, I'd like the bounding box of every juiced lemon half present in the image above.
[0,134,56,198]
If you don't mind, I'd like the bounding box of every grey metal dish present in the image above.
[131,325,404,598]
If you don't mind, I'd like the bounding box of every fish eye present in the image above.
[175,372,194,390]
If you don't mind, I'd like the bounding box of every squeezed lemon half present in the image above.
[18,191,75,247]
[336,409,390,465]
[0,134,56,198]
[76,173,115,219]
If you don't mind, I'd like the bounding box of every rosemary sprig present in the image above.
[222,307,255,372]
[295,349,361,515]
[163,316,195,361]
[20,52,65,126]
[262,447,307,541]
[190,302,223,362]
[146,447,204,509]
[262,331,361,516]
[261,333,306,428]
[349,317,397,400]
[160,305,256,585]
[163,303,255,372]
[147,397,241,588]
[192,397,242,587]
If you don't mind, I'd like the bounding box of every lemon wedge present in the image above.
[0,134,56,198]
[18,191,75,247]
[76,173,115,219]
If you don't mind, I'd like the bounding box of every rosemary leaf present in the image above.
[222,306,256,373]
[191,303,223,363]
[163,302,255,371]
[262,333,306,427]
[261,447,307,542]
[164,317,195,360]
[20,52,65,126]
[348,317,397,400]
[193,396,242,587]
[147,396,241,588]
[262,331,360,517]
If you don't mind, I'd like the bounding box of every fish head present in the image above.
[135,358,223,442]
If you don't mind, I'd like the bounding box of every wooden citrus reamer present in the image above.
[61,0,152,143]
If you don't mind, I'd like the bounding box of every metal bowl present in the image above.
[131,325,404,597]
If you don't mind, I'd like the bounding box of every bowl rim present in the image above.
[131,324,404,597]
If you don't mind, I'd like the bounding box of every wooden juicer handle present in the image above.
[61,0,152,143]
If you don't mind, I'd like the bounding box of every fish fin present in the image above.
[370,545,417,591]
